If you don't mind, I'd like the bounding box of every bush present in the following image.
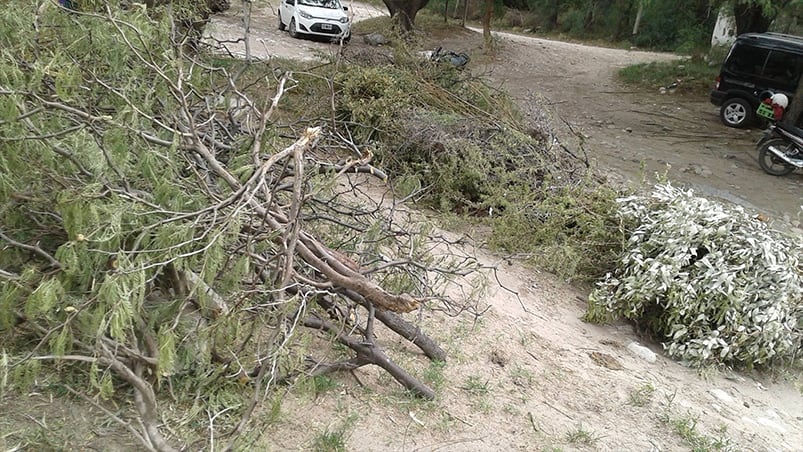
[586,184,803,367]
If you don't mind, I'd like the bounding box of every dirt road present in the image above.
[471,29,803,230]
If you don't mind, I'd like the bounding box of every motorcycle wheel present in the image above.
[758,138,796,176]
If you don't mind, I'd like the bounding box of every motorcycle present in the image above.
[757,122,803,176]
[755,93,803,176]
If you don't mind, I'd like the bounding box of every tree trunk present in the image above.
[382,0,431,31]
[482,0,493,49]
[632,2,644,35]
[733,2,773,35]
[783,80,803,127]
[548,0,559,29]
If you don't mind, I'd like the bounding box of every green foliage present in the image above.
[587,184,803,367]
[489,183,624,280]
[618,57,720,96]
[336,65,417,138]
[333,47,620,280]
[0,0,289,444]
[564,423,600,445]
[630,0,715,51]
[627,382,656,407]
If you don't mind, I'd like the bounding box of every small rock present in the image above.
[624,127,633,133]
[588,351,624,370]
[363,32,389,46]
[490,350,508,367]
[627,342,657,363]
[709,388,735,404]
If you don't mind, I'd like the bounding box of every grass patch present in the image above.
[618,57,719,96]
[564,423,600,445]
[421,360,447,391]
[311,414,358,452]
[461,375,490,396]
[628,382,656,407]
[658,391,734,451]
[295,375,341,398]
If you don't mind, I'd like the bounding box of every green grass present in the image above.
[658,391,734,451]
[461,375,490,396]
[311,415,357,452]
[628,382,656,407]
[312,428,348,452]
[564,423,600,445]
[421,360,447,391]
[618,57,720,96]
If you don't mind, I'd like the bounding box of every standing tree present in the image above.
[483,0,493,49]
[719,0,791,34]
[382,0,431,31]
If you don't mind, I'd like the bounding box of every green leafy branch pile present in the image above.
[587,184,803,367]
[334,53,622,280]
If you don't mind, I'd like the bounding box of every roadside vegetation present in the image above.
[617,57,720,96]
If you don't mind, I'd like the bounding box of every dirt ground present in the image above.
[201,2,803,451]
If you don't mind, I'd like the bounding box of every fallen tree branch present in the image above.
[303,314,436,400]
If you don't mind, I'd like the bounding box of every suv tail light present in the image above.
[715,76,721,89]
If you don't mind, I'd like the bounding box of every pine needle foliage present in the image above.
[1,1,481,449]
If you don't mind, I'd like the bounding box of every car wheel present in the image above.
[278,12,285,31]
[720,98,754,128]
[288,18,298,39]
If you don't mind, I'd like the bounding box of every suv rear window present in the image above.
[725,43,769,75]
[725,42,803,87]
[763,51,802,86]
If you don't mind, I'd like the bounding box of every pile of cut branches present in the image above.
[0,2,483,449]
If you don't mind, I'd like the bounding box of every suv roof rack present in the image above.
[738,32,803,53]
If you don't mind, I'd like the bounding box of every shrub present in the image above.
[586,184,803,367]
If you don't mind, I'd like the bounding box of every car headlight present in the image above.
[339,17,349,23]
[299,11,313,19]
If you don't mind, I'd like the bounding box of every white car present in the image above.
[278,0,351,43]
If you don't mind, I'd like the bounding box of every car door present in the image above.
[280,0,295,27]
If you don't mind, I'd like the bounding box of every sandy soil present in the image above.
[209,4,803,451]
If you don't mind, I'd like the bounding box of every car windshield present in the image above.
[298,0,342,9]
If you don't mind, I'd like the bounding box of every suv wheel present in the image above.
[720,98,754,128]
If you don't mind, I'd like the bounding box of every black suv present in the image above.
[710,33,803,128]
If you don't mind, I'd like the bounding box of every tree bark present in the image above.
[482,0,493,49]
[783,79,803,127]
[382,0,431,31]
[304,316,436,399]
[632,2,644,35]
[733,2,773,35]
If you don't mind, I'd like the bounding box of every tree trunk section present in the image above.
[482,0,492,50]
[733,3,773,35]
[632,2,644,35]
[783,80,803,127]
[382,0,431,31]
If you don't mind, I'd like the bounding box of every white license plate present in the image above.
[321,24,332,30]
